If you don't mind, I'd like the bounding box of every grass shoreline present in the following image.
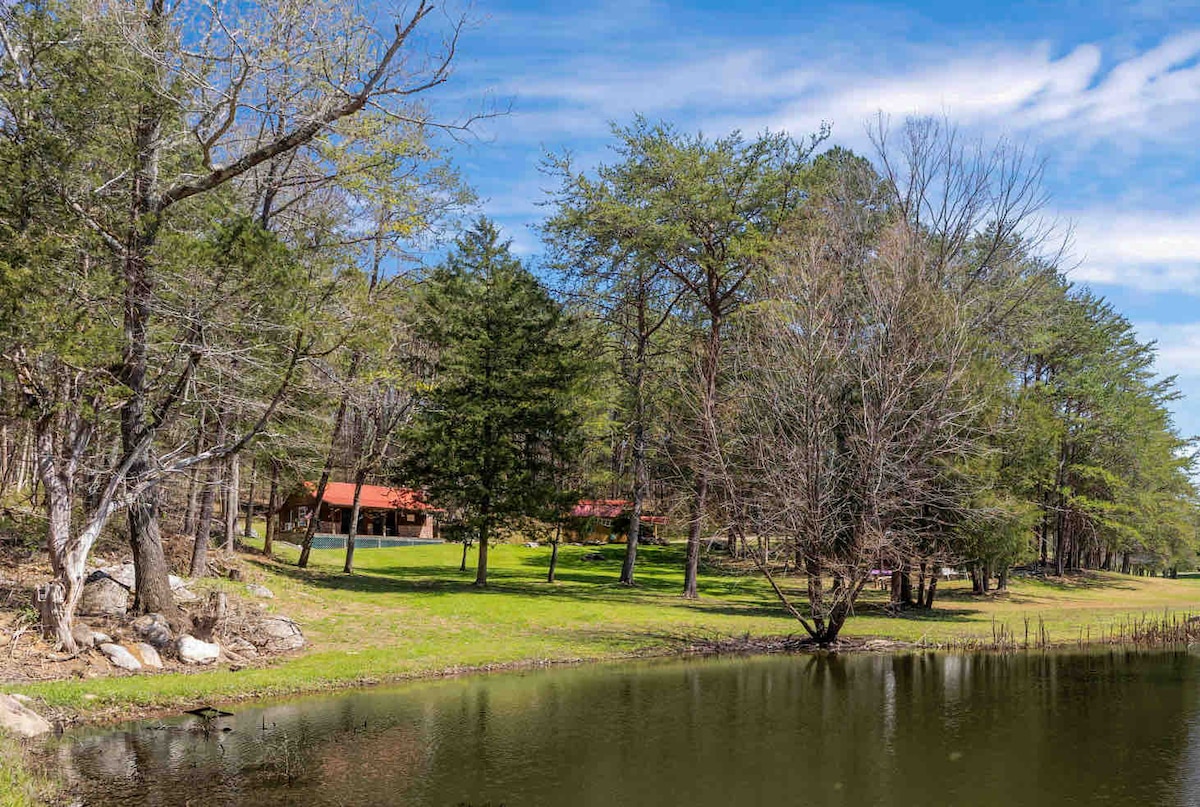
[6,540,1200,728]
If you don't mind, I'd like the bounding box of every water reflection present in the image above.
[54,650,1200,806]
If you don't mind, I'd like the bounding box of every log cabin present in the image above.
[280,481,442,549]
[569,499,667,544]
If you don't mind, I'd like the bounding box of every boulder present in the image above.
[176,635,220,665]
[245,584,274,599]
[98,643,142,671]
[71,623,97,650]
[246,615,305,653]
[168,574,187,591]
[99,563,136,589]
[132,642,162,669]
[78,576,129,617]
[131,613,173,650]
[91,632,112,645]
[0,694,51,738]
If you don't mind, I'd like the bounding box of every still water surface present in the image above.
[54,650,1200,806]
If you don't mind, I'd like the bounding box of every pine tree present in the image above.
[400,219,587,586]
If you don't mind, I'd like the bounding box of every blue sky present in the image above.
[434,0,1200,436]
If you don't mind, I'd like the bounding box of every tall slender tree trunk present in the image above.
[683,318,722,599]
[475,514,490,587]
[343,468,367,574]
[460,538,471,572]
[121,0,175,617]
[548,522,561,583]
[223,453,240,551]
[620,379,647,586]
[263,461,279,557]
[190,418,226,577]
[299,356,359,568]
[244,458,257,539]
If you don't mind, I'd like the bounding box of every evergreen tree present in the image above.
[400,219,587,586]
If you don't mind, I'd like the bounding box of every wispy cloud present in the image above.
[1136,322,1200,378]
[1069,212,1200,294]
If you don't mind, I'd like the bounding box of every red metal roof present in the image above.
[303,481,440,511]
[571,499,667,525]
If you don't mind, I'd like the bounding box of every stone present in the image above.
[78,576,129,617]
[90,632,112,645]
[99,563,136,589]
[173,587,200,604]
[246,615,305,653]
[168,574,187,591]
[131,613,173,650]
[71,623,97,650]
[176,634,220,665]
[225,637,259,658]
[132,642,162,668]
[98,643,142,671]
[0,694,51,738]
[582,552,605,561]
[245,584,274,599]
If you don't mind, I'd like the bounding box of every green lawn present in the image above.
[8,539,1200,718]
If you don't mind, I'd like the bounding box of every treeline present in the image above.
[1,2,1195,650]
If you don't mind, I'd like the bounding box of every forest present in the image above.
[0,0,1196,659]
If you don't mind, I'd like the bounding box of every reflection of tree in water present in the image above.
[49,652,1200,807]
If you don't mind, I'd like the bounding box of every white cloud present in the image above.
[1136,322,1200,378]
[1069,212,1200,293]
[485,29,1200,149]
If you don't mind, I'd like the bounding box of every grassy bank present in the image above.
[7,540,1200,719]
[0,735,56,807]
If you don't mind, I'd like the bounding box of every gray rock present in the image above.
[71,623,97,650]
[245,584,274,599]
[176,634,220,665]
[90,631,112,645]
[131,613,173,649]
[78,577,129,617]
[98,643,142,671]
[225,636,259,658]
[0,694,51,737]
[246,615,305,652]
[173,587,200,604]
[168,574,187,591]
[133,642,162,668]
[99,563,136,589]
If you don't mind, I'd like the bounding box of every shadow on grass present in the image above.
[248,550,786,623]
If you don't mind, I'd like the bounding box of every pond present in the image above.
[52,649,1200,806]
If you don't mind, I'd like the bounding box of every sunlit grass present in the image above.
[9,538,1200,716]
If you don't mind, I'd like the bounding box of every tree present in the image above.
[722,120,1067,643]
[546,118,826,597]
[400,219,587,586]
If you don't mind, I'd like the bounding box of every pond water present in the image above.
[53,650,1200,806]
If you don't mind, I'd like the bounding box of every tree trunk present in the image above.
[343,469,366,574]
[1120,551,1132,575]
[916,562,927,607]
[244,458,256,539]
[924,575,938,609]
[190,452,222,577]
[900,562,913,605]
[548,522,561,583]
[298,356,359,568]
[475,517,490,587]
[223,452,240,551]
[263,461,279,557]
[683,318,721,600]
[620,418,647,586]
[997,565,1009,592]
